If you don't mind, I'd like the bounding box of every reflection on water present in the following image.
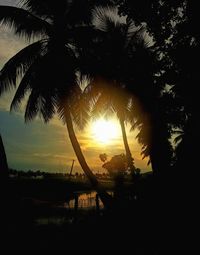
[35,191,113,226]
[36,217,70,225]
[66,191,104,209]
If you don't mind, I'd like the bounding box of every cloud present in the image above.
[0,27,28,65]
[0,18,30,112]
[0,0,19,6]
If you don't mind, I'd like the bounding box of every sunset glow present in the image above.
[91,118,121,144]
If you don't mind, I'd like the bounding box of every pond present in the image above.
[35,191,113,226]
[66,191,104,210]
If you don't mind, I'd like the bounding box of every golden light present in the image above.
[91,118,120,144]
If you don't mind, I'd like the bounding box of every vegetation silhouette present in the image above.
[0,134,8,179]
[0,0,198,253]
[0,0,113,207]
[0,134,9,231]
[100,153,127,200]
[79,7,145,172]
[118,0,199,251]
[118,0,198,176]
[78,6,173,176]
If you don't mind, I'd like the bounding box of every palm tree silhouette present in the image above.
[0,1,112,206]
[78,6,173,175]
[85,78,135,171]
[78,7,146,171]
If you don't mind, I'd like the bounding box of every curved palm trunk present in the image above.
[64,108,112,208]
[119,116,134,171]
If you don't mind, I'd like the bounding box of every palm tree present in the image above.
[78,7,149,171]
[78,6,173,175]
[85,78,135,171]
[0,0,112,206]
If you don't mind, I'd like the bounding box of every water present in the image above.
[66,191,104,209]
[35,191,113,226]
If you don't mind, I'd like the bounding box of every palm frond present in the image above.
[20,0,53,17]
[0,40,46,96]
[70,91,91,130]
[39,93,57,123]
[0,6,51,39]
[24,89,40,122]
[83,80,102,105]
[23,61,69,123]
[58,92,91,131]
[24,88,57,123]
[57,98,66,124]
[129,25,147,45]
[20,0,69,19]
[10,47,49,110]
[92,6,122,32]
[10,54,43,111]
[91,92,114,119]
[18,49,63,122]
[10,69,32,111]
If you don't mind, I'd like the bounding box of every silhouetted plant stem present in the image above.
[119,116,134,171]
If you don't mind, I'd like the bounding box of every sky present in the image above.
[0,0,151,173]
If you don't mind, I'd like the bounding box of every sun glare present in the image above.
[91,118,120,144]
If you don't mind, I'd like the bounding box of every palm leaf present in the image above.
[70,92,91,130]
[0,40,46,95]
[21,0,69,19]
[24,88,57,123]
[0,6,51,39]
[91,92,114,119]
[10,53,44,111]
[24,89,40,122]
[17,49,61,122]
[92,6,122,32]
[10,68,32,111]
[57,98,66,124]
[26,48,77,123]
[23,61,60,123]
[39,93,57,123]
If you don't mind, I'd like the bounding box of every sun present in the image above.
[91,118,120,144]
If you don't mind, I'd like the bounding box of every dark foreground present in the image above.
[1,175,194,254]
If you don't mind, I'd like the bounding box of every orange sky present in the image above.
[39,115,152,173]
[0,101,151,173]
